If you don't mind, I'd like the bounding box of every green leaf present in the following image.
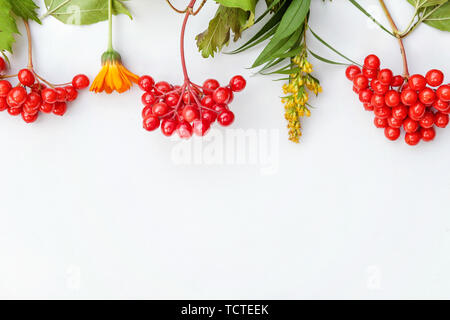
[407,0,450,31]
[0,0,19,53]
[9,0,41,24]
[43,0,132,25]
[216,0,257,13]
[348,0,394,36]
[196,5,252,58]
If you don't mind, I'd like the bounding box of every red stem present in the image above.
[180,0,197,82]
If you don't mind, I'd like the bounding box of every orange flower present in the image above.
[90,50,139,94]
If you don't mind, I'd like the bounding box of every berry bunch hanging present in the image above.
[140,0,246,139]
[347,56,449,145]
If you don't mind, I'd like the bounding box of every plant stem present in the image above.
[180,0,197,82]
[108,0,113,51]
[23,20,33,69]
[378,0,410,79]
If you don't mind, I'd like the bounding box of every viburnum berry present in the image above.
[408,74,427,91]
[7,107,22,116]
[363,67,378,79]
[0,57,6,73]
[203,79,220,94]
[154,81,172,93]
[353,74,369,89]
[65,86,78,102]
[378,69,393,85]
[23,92,42,112]
[40,102,54,113]
[217,110,235,126]
[193,119,211,136]
[409,102,426,121]
[391,75,404,87]
[418,87,436,105]
[419,111,435,129]
[374,117,388,128]
[374,106,391,119]
[405,132,421,146]
[143,115,160,131]
[202,109,217,123]
[426,69,444,87]
[138,75,155,92]
[213,87,231,104]
[229,75,246,92]
[0,80,12,97]
[401,89,418,106]
[142,92,156,106]
[403,117,419,133]
[392,105,408,120]
[0,97,8,111]
[22,111,38,123]
[420,127,436,142]
[371,79,389,95]
[161,119,178,137]
[18,69,35,87]
[437,85,450,102]
[53,102,67,116]
[182,105,200,122]
[152,102,170,117]
[177,120,193,139]
[385,90,400,107]
[433,99,450,113]
[387,117,402,129]
[359,89,373,103]
[371,94,386,108]
[165,93,180,107]
[72,74,90,90]
[434,112,449,128]
[384,126,400,141]
[41,88,57,104]
[201,95,215,108]
[55,87,67,102]
[345,65,361,81]
[364,54,380,70]
[8,87,27,106]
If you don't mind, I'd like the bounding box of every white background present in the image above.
[1,0,449,299]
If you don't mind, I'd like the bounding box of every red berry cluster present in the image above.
[0,57,89,123]
[139,75,246,138]
[346,54,450,146]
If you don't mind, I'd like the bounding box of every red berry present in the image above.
[213,87,231,104]
[213,104,228,114]
[401,89,418,106]
[53,102,67,116]
[41,88,57,104]
[193,119,211,136]
[0,97,8,111]
[436,85,450,102]
[161,119,178,137]
[165,93,180,107]
[391,75,404,87]
[408,74,427,91]
[387,117,402,128]
[143,115,160,131]
[0,57,6,72]
[409,102,426,121]
[420,127,436,142]
[384,127,400,141]
[40,102,54,113]
[154,81,171,94]
[345,65,361,81]
[419,111,435,129]
[217,110,235,126]
[403,117,419,133]
[405,132,421,146]
[182,105,200,122]
[371,79,389,95]
[434,112,449,128]
[353,74,369,89]
[182,91,199,105]
[142,105,153,119]
[72,74,90,90]
[371,94,386,108]
[359,89,373,103]
[64,86,78,102]
[385,90,400,107]
[8,87,27,105]
[374,117,388,128]
[176,120,193,139]
[7,107,22,116]
[433,99,450,113]
[152,102,170,116]
[55,87,67,102]
[203,79,220,94]
[418,87,436,105]
[363,67,378,79]
[374,106,391,119]
[138,75,155,92]
[0,80,12,97]
[363,103,374,111]
[201,95,215,109]
[23,92,42,113]
[378,69,393,85]
[201,109,217,123]
[353,86,361,94]
[18,69,35,87]
[22,111,38,123]
[364,54,380,70]
[229,75,246,92]
[392,104,408,120]
[425,69,444,87]
[141,92,156,106]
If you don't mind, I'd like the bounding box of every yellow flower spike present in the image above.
[90,50,139,94]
